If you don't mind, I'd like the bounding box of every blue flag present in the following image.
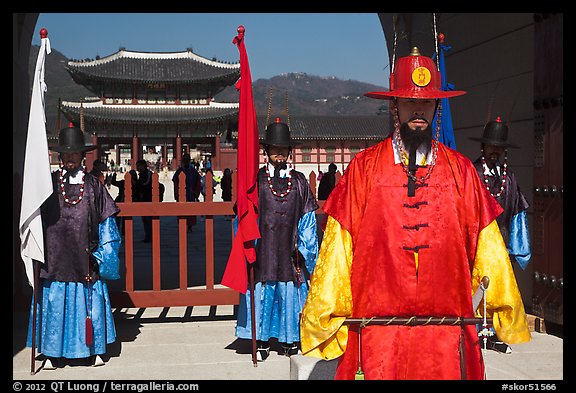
[432,41,457,150]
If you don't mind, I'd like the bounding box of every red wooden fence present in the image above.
[109,169,337,309]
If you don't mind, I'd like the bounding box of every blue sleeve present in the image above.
[297,211,319,275]
[508,210,531,270]
[92,216,122,280]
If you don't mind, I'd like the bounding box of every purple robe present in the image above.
[255,167,318,282]
[39,171,119,282]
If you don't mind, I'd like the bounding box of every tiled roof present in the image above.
[57,101,390,141]
[256,115,390,141]
[66,49,240,84]
[60,100,239,125]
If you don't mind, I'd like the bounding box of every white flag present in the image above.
[19,32,53,288]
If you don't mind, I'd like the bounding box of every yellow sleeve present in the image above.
[300,216,354,359]
[472,220,532,344]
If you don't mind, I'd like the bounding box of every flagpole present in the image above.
[222,24,261,366]
[30,260,39,375]
[249,263,257,366]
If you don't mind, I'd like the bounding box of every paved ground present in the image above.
[12,306,564,381]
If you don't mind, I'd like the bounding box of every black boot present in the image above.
[43,357,57,370]
[281,343,299,357]
[257,340,270,361]
[486,335,512,354]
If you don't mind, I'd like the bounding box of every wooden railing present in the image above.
[112,170,238,308]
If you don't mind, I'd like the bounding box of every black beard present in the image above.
[63,164,82,175]
[399,121,433,155]
[271,160,287,170]
[485,156,501,169]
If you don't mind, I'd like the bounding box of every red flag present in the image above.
[221,26,261,294]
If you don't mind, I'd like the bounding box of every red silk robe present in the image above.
[303,137,510,379]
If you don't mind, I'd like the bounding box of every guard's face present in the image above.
[60,151,83,172]
[396,98,438,131]
[266,145,291,164]
[483,144,505,166]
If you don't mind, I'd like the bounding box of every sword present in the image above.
[472,276,490,311]
[343,316,491,326]
[473,276,494,351]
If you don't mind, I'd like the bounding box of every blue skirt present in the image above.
[27,279,116,358]
[235,281,308,344]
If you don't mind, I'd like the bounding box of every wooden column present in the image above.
[85,133,98,172]
[340,140,345,173]
[214,135,221,171]
[132,130,139,168]
[173,133,182,170]
[316,141,321,173]
[162,143,167,168]
[115,144,121,169]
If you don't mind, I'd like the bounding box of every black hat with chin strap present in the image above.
[262,118,300,147]
[50,123,97,153]
[469,116,518,148]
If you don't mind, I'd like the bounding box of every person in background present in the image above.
[317,163,337,200]
[134,159,152,242]
[143,146,160,172]
[89,159,106,184]
[201,168,216,201]
[469,116,531,354]
[109,169,137,236]
[220,168,233,202]
[172,153,201,232]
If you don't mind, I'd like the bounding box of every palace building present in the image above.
[56,47,389,177]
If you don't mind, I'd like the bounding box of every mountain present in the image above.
[214,72,390,117]
[29,45,390,134]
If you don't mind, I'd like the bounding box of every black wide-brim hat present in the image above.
[49,125,97,153]
[469,118,518,148]
[261,120,300,147]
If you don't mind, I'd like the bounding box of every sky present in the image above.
[32,13,390,87]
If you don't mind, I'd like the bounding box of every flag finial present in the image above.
[496,116,502,123]
[237,25,245,36]
[40,28,48,39]
[438,32,445,44]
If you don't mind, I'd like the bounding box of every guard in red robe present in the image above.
[300,47,531,380]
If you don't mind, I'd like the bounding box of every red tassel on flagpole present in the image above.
[86,316,93,346]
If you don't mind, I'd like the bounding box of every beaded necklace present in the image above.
[392,102,442,184]
[264,159,293,198]
[59,167,86,205]
[480,150,507,198]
